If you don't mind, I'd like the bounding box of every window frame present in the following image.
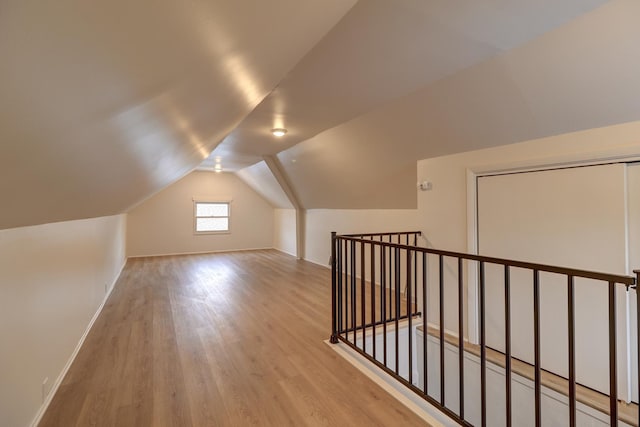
[193,200,231,235]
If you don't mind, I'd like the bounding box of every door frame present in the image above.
[464,147,640,401]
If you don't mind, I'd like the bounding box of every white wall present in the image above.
[417,120,640,253]
[417,120,640,333]
[411,120,640,405]
[304,209,420,267]
[273,209,297,256]
[127,171,275,257]
[0,214,127,427]
[477,164,629,396]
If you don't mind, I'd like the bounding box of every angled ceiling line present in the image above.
[262,155,304,211]
[263,155,305,260]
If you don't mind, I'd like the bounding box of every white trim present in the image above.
[127,247,274,259]
[303,257,331,269]
[191,196,233,202]
[325,340,454,427]
[623,166,632,401]
[466,146,640,178]
[273,248,297,258]
[466,154,640,403]
[465,169,479,345]
[193,200,231,234]
[29,259,127,427]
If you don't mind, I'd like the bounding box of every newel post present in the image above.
[635,269,640,425]
[330,231,339,344]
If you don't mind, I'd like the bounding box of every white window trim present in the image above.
[193,199,232,235]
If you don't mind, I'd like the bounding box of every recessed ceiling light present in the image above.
[271,128,287,137]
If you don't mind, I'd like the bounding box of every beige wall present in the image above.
[415,120,640,401]
[127,171,275,257]
[301,120,640,330]
[417,120,640,253]
[0,214,126,427]
[273,209,297,256]
[413,120,640,328]
[304,209,420,267]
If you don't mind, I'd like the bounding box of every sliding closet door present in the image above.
[477,163,628,397]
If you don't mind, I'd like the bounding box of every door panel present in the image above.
[478,163,628,396]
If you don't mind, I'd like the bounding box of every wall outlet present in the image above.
[42,377,49,402]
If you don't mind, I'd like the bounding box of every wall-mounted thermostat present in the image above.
[418,181,432,191]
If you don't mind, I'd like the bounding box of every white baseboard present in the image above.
[273,247,297,258]
[303,257,331,269]
[127,246,274,258]
[29,259,127,427]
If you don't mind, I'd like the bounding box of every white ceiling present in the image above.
[205,0,607,172]
[237,0,640,209]
[4,0,639,227]
[0,0,355,229]
[236,161,293,209]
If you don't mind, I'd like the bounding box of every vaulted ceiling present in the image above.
[3,0,639,228]
[0,0,355,229]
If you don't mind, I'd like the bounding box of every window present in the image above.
[194,201,230,233]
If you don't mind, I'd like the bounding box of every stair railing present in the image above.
[330,231,638,427]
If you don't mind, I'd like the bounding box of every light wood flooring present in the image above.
[335,272,417,338]
[39,250,429,427]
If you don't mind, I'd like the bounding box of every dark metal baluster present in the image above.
[371,238,376,359]
[407,249,413,384]
[382,240,387,367]
[361,240,366,352]
[567,275,576,427]
[389,236,393,321]
[337,237,343,337]
[395,247,401,375]
[423,252,428,395]
[414,234,418,317]
[533,270,541,427]
[330,232,338,343]
[636,270,640,427]
[458,258,465,420]
[351,240,356,344]
[344,240,348,340]
[505,265,512,427]
[438,255,445,406]
[608,281,618,426]
[480,261,487,427]
[439,254,445,406]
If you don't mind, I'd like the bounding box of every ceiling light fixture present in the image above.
[214,164,222,173]
[271,128,287,137]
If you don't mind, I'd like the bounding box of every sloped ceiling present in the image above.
[233,0,640,209]
[236,161,293,209]
[0,0,355,229]
[276,0,640,208]
[207,0,608,172]
[4,0,639,227]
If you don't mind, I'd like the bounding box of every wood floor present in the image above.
[39,250,429,427]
